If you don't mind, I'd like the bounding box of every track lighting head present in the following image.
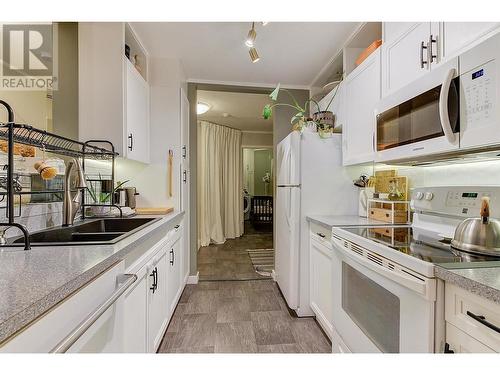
[245,22,257,47]
[249,48,260,63]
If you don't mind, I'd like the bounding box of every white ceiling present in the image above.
[131,22,360,86]
[197,90,272,132]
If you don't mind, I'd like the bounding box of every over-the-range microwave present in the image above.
[375,31,500,163]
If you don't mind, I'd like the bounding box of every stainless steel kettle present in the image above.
[451,197,500,256]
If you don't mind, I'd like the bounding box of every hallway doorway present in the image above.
[196,89,274,281]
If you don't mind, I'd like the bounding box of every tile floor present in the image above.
[197,223,273,281]
[158,279,331,353]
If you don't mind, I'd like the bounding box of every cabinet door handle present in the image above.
[182,145,187,159]
[444,343,454,354]
[183,170,187,183]
[317,232,326,238]
[420,41,428,69]
[149,268,157,293]
[174,224,180,230]
[170,248,174,265]
[128,133,134,151]
[467,311,500,333]
[428,34,437,64]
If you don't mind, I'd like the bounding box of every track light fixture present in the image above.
[245,22,257,47]
[249,48,260,63]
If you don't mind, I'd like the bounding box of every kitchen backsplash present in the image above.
[377,158,500,190]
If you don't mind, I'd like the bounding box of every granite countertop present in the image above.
[0,211,184,345]
[306,214,388,228]
[435,265,500,305]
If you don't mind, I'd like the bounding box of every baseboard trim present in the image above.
[187,272,199,284]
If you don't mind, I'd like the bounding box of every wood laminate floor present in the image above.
[158,280,331,353]
[197,224,273,281]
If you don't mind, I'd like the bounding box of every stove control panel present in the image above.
[411,186,500,218]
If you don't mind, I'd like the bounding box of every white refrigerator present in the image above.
[274,128,358,317]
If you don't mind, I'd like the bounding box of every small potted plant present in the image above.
[86,175,129,217]
[262,82,341,138]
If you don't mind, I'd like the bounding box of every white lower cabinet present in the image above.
[167,233,182,315]
[444,283,500,353]
[309,223,333,339]
[0,219,188,353]
[445,323,495,353]
[147,245,170,352]
[123,265,149,353]
[0,262,125,353]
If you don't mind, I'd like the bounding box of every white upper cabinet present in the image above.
[79,22,150,163]
[440,22,500,62]
[381,22,438,97]
[382,22,500,98]
[343,49,381,166]
[125,58,150,163]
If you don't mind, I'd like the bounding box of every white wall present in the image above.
[242,131,273,147]
[116,57,186,210]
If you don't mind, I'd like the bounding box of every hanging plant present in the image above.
[262,81,342,138]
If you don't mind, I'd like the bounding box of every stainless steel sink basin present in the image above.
[10,217,160,246]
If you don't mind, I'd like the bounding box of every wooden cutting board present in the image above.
[135,207,174,215]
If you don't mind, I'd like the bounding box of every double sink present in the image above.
[10,217,160,247]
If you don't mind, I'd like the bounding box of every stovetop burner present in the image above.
[342,226,500,265]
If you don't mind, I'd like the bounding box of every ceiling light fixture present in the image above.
[197,102,210,115]
[245,22,257,47]
[249,48,260,63]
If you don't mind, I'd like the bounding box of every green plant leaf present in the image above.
[262,104,272,119]
[269,83,281,101]
[291,112,303,125]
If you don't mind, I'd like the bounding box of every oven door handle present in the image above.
[439,68,457,144]
[332,237,429,297]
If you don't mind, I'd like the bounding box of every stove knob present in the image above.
[425,192,434,201]
[415,192,424,200]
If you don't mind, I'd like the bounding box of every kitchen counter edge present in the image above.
[435,265,500,305]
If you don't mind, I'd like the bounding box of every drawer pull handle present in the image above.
[466,310,500,334]
[317,233,326,238]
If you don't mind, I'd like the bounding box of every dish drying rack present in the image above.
[0,100,118,250]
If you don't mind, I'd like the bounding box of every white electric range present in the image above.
[330,186,500,353]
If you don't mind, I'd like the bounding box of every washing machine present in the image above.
[243,190,251,220]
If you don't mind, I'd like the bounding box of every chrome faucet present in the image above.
[63,158,87,226]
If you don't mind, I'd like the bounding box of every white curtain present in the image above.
[198,121,243,247]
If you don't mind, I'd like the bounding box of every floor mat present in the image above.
[247,248,274,277]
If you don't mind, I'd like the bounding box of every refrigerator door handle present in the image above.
[285,188,292,229]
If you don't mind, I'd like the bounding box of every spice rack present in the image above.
[367,198,411,224]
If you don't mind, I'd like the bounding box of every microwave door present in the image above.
[375,57,460,163]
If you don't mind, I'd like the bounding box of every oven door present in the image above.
[331,236,436,353]
[375,57,459,163]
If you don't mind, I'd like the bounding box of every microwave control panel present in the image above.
[461,59,496,131]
